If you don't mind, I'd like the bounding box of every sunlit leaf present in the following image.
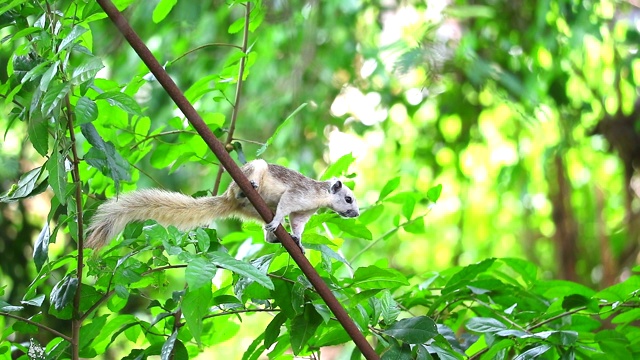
[378,177,401,202]
[465,317,507,333]
[513,344,551,360]
[160,330,178,360]
[351,265,409,290]
[96,90,143,116]
[209,251,274,290]
[0,166,47,203]
[71,57,104,85]
[185,256,216,290]
[40,81,70,116]
[59,25,88,51]
[39,60,59,91]
[321,153,356,180]
[153,0,178,23]
[426,184,442,202]
[0,299,23,312]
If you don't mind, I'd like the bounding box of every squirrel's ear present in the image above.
[329,178,342,193]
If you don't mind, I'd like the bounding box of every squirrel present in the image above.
[85,159,360,252]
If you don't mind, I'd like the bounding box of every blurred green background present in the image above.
[1,0,639,356]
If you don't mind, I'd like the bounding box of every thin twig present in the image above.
[169,43,242,65]
[0,312,72,342]
[212,2,252,194]
[130,129,198,150]
[202,308,279,320]
[66,94,85,360]
[350,210,432,263]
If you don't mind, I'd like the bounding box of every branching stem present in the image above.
[213,2,252,194]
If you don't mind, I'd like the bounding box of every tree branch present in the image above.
[0,312,72,342]
[212,2,252,195]
[65,94,86,360]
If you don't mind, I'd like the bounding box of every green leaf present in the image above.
[378,177,401,202]
[186,256,217,290]
[499,258,538,285]
[0,299,23,312]
[27,116,48,156]
[383,316,438,344]
[8,174,47,203]
[33,222,50,272]
[81,123,131,189]
[381,291,401,324]
[430,337,464,360]
[75,96,98,125]
[160,330,178,360]
[426,184,442,202]
[39,60,59,92]
[59,25,88,51]
[328,217,372,240]
[481,339,515,360]
[50,276,78,311]
[513,344,551,360]
[79,314,108,350]
[153,0,178,23]
[71,57,104,85]
[466,317,507,333]
[351,265,409,290]
[595,275,640,301]
[593,331,633,359]
[561,294,592,311]
[381,342,413,360]
[416,344,434,360]
[402,193,416,219]
[359,204,384,224]
[444,258,496,293]
[21,293,45,307]
[96,90,143,116]
[209,251,274,290]
[257,103,307,156]
[320,153,356,180]
[264,312,287,348]
[228,16,245,34]
[47,149,67,203]
[290,304,323,355]
[403,218,425,234]
[20,60,49,84]
[41,81,70,116]
[182,285,212,346]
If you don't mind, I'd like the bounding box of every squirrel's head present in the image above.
[327,178,360,218]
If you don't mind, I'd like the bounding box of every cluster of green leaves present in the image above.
[2,1,640,359]
[394,257,640,359]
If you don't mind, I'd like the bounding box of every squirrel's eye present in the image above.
[345,196,353,204]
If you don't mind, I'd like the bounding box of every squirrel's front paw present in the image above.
[291,235,305,254]
[264,221,279,232]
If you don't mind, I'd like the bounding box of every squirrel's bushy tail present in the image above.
[85,189,236,249]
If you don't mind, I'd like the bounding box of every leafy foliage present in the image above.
[1,0,640,359]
